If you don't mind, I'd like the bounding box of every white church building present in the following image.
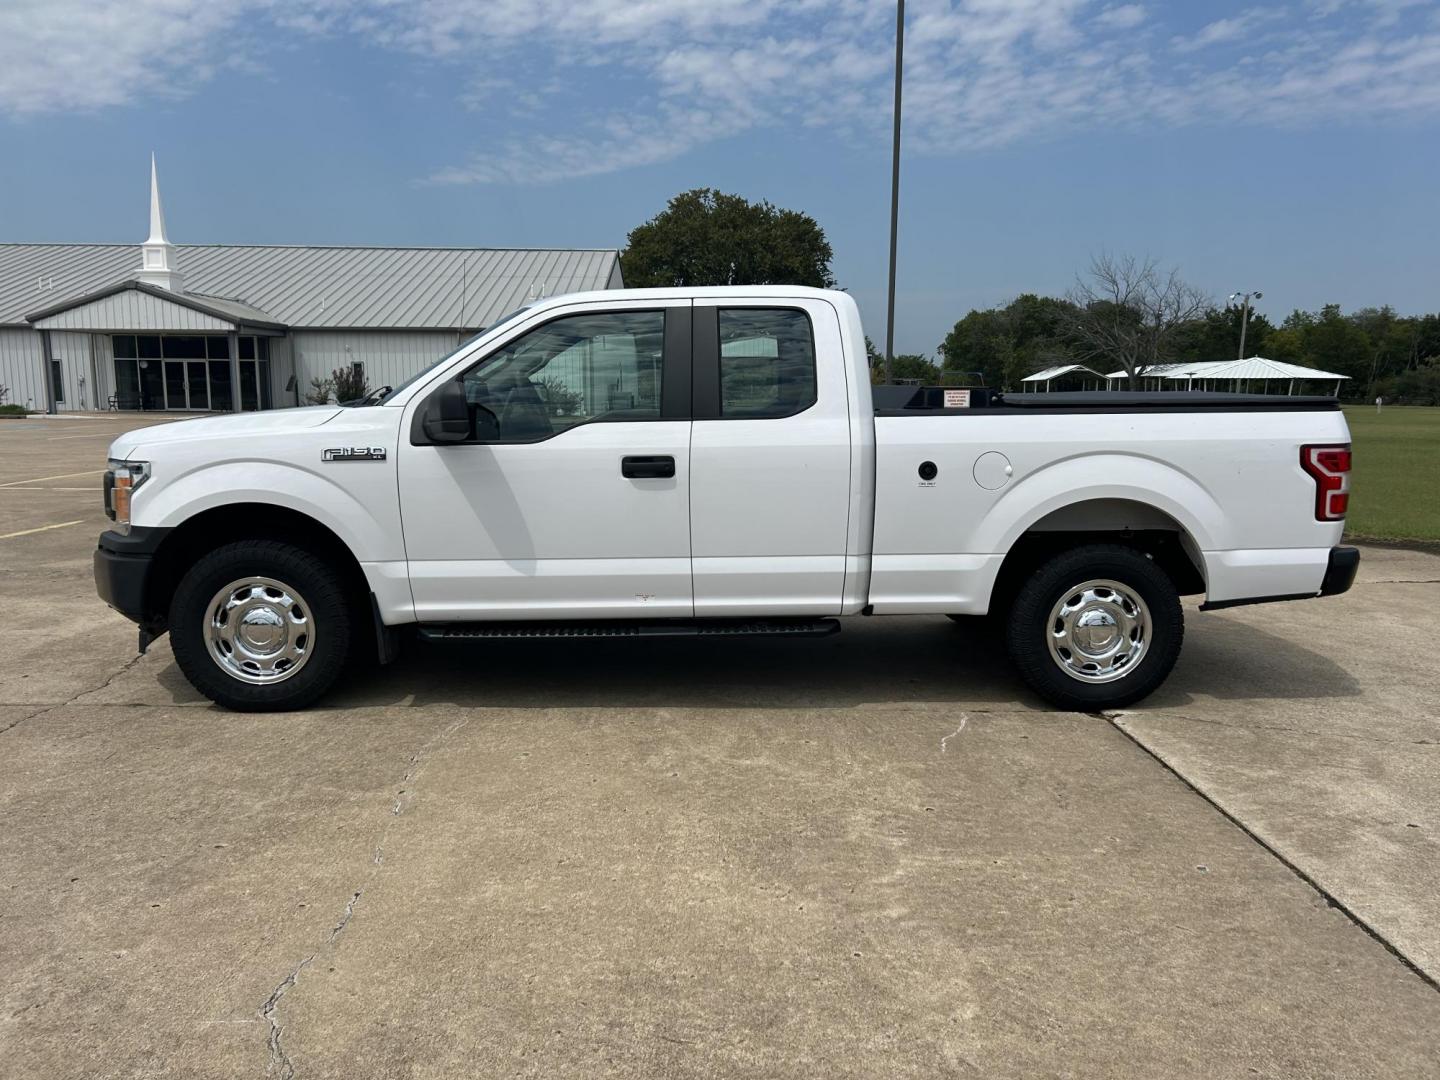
[0,158,623,413]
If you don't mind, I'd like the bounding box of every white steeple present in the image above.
[137,153,183,292]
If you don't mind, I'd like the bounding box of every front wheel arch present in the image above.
[145,504,376,658]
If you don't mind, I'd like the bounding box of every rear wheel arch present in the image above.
[985,499,1207,618]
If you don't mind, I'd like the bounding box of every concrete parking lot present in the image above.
[2,413,1438,1079]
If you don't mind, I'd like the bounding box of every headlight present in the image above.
[105,459,151,533]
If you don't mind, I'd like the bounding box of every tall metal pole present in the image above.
[1230,290,1261,361]
[883,0,905,385]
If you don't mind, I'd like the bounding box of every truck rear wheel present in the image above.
[1004,544,1183,711]
[169,540,352,712]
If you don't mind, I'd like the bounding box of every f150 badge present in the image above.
[322,447,387,462]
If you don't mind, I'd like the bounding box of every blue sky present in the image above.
[2,0,1437,354]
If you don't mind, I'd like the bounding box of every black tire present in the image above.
[169,540,353,712]
[1004,544,1183,711]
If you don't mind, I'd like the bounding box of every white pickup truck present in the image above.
[95,286,1358,712]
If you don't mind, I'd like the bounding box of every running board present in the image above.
[418,617,841,642]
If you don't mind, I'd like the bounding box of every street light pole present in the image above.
[883,0,905,386]
[1229,290,1262,361]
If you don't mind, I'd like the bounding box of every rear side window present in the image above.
[717,308,817,419]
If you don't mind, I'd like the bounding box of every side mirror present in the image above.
[421,379,471,443]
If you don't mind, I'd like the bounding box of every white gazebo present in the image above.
[1106,357,1349,396]
[1020,364,1106,392]
[1102,363,1193,390]
[1168,356,1349,396]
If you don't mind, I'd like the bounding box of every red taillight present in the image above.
[1300,444,1351,522]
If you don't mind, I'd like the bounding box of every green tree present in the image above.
[938,294,1077,390]
[864,339,939,383]
[1412,314,1440,366]
[620,188,836,288]
[1171,306,1274,364]
[1303,304,1374,388]
[1349,306,1431,394]
[938,308,1012,389]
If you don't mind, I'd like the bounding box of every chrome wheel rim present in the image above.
[203,576,314,685]
[1046,578,1150,684]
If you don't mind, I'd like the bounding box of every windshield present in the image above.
[373,305,533,404]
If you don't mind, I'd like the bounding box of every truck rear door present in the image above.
[688,298,853,615]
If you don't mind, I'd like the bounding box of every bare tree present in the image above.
[1064,254,1211,388]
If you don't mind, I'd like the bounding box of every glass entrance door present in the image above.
[186,361,209,410]
[163,360,187,409]
[112,334,267,411]
[159,360,212,409]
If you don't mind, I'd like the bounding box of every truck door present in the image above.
[688,299,853,616]
[399,300,693,620]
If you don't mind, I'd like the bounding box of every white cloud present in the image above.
[1096,4,1148,30]
[3,0,1440,185]
[0,0,251,114]
[1171,7,1287,54]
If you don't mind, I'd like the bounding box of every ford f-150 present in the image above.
[94,286,1358,711]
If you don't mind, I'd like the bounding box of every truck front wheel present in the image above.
[1004,544,1183,711]
[169,540,352,712]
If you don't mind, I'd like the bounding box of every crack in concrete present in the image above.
[940,713,969,753]
[1096,709,1440,996]
[1113,711,1437,748]
[329,891,363,943]
[255,717,470,1077]
[0,707,47,736]
[0,651,148,736]
[262,955,314,1080]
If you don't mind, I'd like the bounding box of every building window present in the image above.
[206,335,233,412]
[50,359,63,403]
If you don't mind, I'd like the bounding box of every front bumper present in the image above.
[94,527,170,627]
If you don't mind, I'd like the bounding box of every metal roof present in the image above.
[1160,356,1349,381]
[1022,363,1104,382]
[0,244,621,329]
[27,280,285,330]
[1104,358,1349,381]
[1103,362,1198,379]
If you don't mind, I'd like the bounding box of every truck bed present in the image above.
[873,388,1342,415]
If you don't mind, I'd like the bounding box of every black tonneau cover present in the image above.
[874,388,1341,416]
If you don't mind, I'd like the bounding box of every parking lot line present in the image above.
[0,470,104,488]
[0,520,83,540]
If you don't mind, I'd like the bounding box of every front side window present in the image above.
[718,308,817,418]
[458,310,665,441]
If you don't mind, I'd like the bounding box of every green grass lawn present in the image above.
[1342,405,1440,543]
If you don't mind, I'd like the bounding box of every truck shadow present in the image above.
[322,614,1361,713]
